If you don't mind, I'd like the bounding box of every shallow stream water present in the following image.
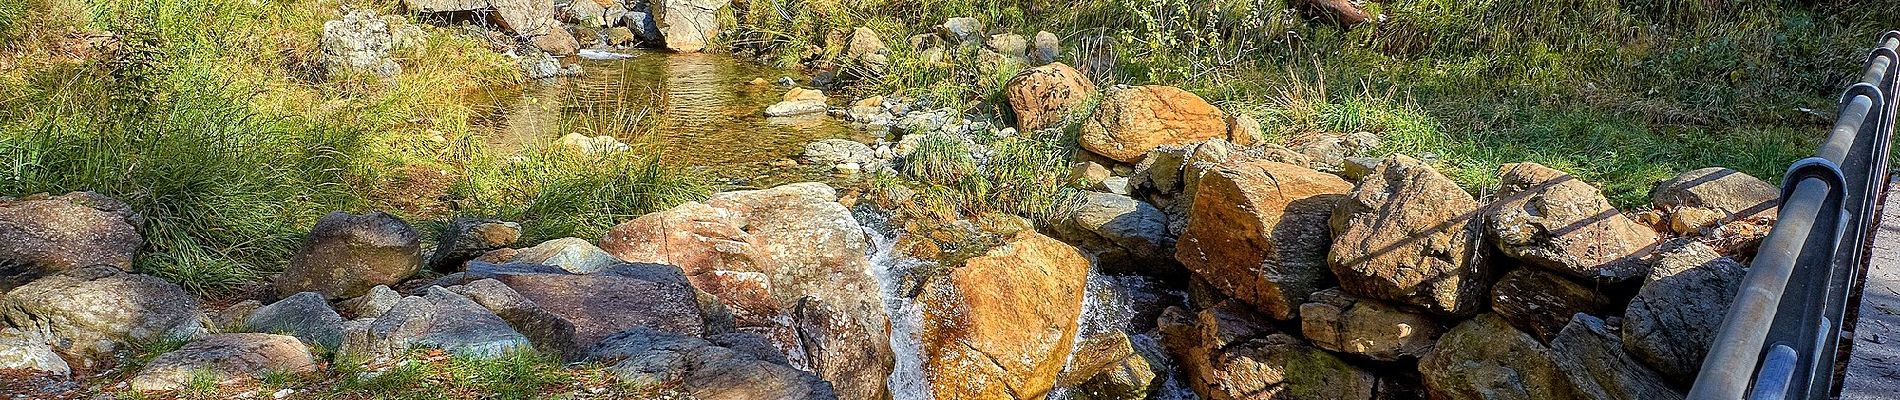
[472,51,870,187]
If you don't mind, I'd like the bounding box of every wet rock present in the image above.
[1299,288,1441,361]
[1551,314,1685,400]
[1051,191,1173,274]
[919,231,1090,400]
[490,265,703,350]
[128,333,316,392]
[244,292,345,349]
[428,218,521,272]
[1175,160,1352,320]
[0,329,68,377]
[450,278,581,360]
[272,211,422,300]
[1329,155,1488,316]
[1031,31,1059,65]
[506,237,623,274]
[1488,163,1659,281]
[1059,332,1158,400]
[319,9,401,77]
[0,266,202,364]
[1159,301,1377,400]
[1651,167,1778,235]
[766,100,828,117]
[1005,62,1098,132]
[939,17,985,44]
[1081,85,1231,162]
[622,10,663,43]
[1622,241,1746,383]
[588,327,837,399]
[0,191,142,290]
[338,286,530,358]
[649,0,729,52]
[1491,268,1610,342]
[1418,314,1576,400]
[520,48,565,79]
[1294,131,1380,171]
[339,284,403,318]
[601,182,891,400]
[803,138,874,166]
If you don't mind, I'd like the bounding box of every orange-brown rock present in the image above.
[1176,160,1352,320]
[1004,62,1098,132]
[1329,155,1489,316]
[920,231,1091,400]
[1080,85,1230,163]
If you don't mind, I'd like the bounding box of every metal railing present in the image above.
[1689,31,1900,400]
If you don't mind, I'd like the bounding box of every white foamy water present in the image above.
[857,209,933,400]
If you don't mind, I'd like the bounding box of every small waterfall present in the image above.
[856,208,933,400]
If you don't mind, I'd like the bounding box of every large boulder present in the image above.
[588,327,837,399]
[1551,314,1685,400]
[649,0,730,52]
[601,182,891,400]
[0,266,201,364]
[918,231,1091,399]
[1175,160,1352,320]
[1651,167,1778,235]
[449,278,582,360]
[1622,241,1746,383]
[338,286,530,358]
[1158,301,1377,400]
[1080,85,1231,163]
[319,9,401,77]
[488,264,704,350]
[0,191,143,290]
[128,333,317,392]
[1488,163,1659,281]
[244,292,345,349]
[1490,268,1610,342]
[1329,155,1488,316]
[1050,191,1173,274]
[1298,288,1441,361]
[1418,314,1576,400]
[272,211,423,300]
[1005,62,1097,132]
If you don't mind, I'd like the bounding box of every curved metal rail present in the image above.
[1689,31,1900,400]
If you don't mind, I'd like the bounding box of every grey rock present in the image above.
[622,11,662,43]
[0,266,202,364]
[1622,241,1746,383]
[1491,268,1610,342]
[245,292,345,349]
[1294,132,1380,171]
[1032,31,1059,65]
[1551,314,1685,400]
[803,139,875,166]
[589,327,837,399]
[319,9,400,77]
[339,284,403,319]
[272,211,422,300]
[490,265,704,350]
[521,48,565,79]
[507,237,623,274]
[450,278,582,361]
[649,0,730,52]
[1051,192,1173,274]
[128,333,317,392]
[939,17,985,44]
[986,33,1028,60]
[338,286,531,358]
[0,191,143,290]
[1418,314,1577,400]
[0,329,68,377]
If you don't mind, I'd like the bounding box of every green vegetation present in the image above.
[109,347,666,400]
[883,127,1082,224]
[0,0,709,294]
[737,0,1898,208]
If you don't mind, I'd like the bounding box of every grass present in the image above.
[734,0,1900,210]
[108,348,673,400]
[0,0,709,295]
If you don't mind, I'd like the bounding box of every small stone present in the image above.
[245,292,345,349]
[507,237,623,274]
[339,285,403,319]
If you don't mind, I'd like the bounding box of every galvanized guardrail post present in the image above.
[1688,31,1900,400]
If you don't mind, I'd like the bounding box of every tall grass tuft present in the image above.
[890,128,1080,224]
